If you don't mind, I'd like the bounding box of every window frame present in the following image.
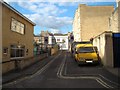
[3,47,8,54]
[57,39,60,42]
[77,47,95,53]
[10,45,25,59]
[11,18,25,35]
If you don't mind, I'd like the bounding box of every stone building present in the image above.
[116,0,120,7]
[73,4,114,41]
[109,8,119,33]
[37,31,56,48]
[1,1,36,74]
[34,31,57,55]
[54,34,68,50]
[93,1,120,68]
[68,32,74,52]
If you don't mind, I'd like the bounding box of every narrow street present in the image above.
[3,51,120,88]
[1,1,120,89]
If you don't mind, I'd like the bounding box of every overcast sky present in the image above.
[4,0,117,35]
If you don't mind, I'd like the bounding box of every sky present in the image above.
[4,0,117,35]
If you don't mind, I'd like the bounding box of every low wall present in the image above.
[2,53,48,74]
[93,32,114,67]
[19,53,48,69]
[51,45,59,55]
[2,61,15,74]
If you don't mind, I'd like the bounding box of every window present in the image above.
[10,45,25,58]
[45,37,48,41]
[39,39,41,42]
[57,39,60,42]
[11,18,25,34]
[77,47,95,53]
[71,36,74,40]
[44,37,48,44]
[3,48,8,54]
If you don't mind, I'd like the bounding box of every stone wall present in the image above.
[51,45,59,55]
[80,5,114,41]
[109,8,118,33]
[2,53,48,74]
[2,61,15,74]
[118,1,120,32]
[2,2,35,74]
[93,32,114,67]
[73,4,114,41]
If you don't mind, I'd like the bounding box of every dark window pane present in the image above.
[77,47,95,53]
[21,49,24,57]
[10,45,25,58]
[11,49,15,57]
[3,48,8,54]
[57,39,60,41]
[16,49,19,57]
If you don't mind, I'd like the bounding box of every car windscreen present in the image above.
[77,47,95,53]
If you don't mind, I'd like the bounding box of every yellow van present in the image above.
[74,44,99,65]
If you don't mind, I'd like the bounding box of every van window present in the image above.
[77,47,95,53]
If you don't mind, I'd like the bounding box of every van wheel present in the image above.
[98,60,103,67]
[78,64,80,66]
[99,62,103,67]
[74,58,77,62]
[77,61,80,66]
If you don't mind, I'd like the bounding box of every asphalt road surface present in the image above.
[3,51,120,89]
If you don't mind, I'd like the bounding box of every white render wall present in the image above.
[116,0,120,7]
[54,35,68,50]
[48,36,56,45]
[48,36,52,45]
[73,8,81,42]
[93,32,114,67]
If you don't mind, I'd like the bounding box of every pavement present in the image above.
[105,67,120,78]
[2,53,55,85]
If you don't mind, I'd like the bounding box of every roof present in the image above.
[2,1,36,26]
[54,33,68,36]
[93,31,113,39]
[34,35,40,37]
[40,31,54,36]
[48,33,54,36]
[72,41,91,46]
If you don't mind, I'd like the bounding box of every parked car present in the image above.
[74,44,99,65]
